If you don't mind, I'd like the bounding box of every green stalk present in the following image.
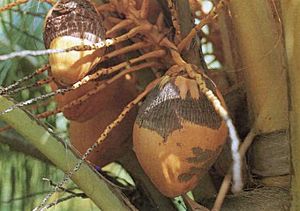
[0,96,131,211]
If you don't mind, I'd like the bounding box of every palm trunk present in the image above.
[281,1,300,210]
[210,0,290,209]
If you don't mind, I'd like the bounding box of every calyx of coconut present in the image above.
[44,0,105,85]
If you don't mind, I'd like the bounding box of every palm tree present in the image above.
[0,0,295,210]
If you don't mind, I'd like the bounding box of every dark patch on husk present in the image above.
[44,0,105,48]
[186,147,215,164]
[178,145,222,183]
[135,77,222,140]
[178,173,194,183]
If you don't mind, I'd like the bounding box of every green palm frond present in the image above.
[0,0,49,86]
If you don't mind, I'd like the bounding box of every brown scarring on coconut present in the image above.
[133,75,228,197]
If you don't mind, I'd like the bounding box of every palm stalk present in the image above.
[0,96,132,210]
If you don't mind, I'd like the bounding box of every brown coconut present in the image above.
[133,75,228,197]
[68,75,138,167]
[53,77,132,122]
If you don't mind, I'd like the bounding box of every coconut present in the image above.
[68,75,138,167]
[52,81,104,122]
[44,0,105,85]
[133,75,228,197]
